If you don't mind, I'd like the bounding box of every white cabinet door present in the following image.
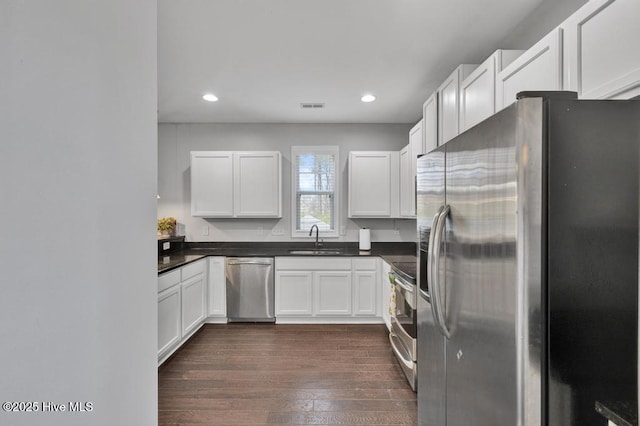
[158,284,181,358]
[314,271,352,316]
[190,152,234,217]
[422,92,438,152]
[438,64,478,145]
[348,151,399,218]
[353,271,378,316]
[181,273,206,337]
[408,121,423,217]
[460,50,524,132]
[208,256,226,318]
[399,145,412,218]
[380,260,392,330]
[496,28,563,111]
[275,271,313,316]
[563,0,640,99]
[234,152,282,217]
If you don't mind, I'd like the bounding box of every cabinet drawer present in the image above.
[158,269,181,293]
[181,259,205,281]
[276,257,352,271]
[352,258,378,271]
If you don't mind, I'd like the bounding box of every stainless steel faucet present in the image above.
[309,224,323,249]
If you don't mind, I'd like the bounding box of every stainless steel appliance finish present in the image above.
[225,257,275,322]
[389,265,417,390]
[417,93,639,425]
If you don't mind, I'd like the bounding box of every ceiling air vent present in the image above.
[300,103,325,109]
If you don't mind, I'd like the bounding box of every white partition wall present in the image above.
[0,1,158,425]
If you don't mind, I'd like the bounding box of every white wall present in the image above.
[0,2,157,425]
[499,0,588,49]
[158,123,418,243]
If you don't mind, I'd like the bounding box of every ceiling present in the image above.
[158,0,565,124]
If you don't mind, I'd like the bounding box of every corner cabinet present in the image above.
[275,257,381,323]
[348,151,399,218]
[158,259,208,365]
[191,151,282,218]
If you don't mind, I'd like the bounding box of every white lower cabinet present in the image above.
[181,273,206,337]
[207,257,227,320]
[275,271,313,315]
[353,271,378,316]
[380,259,392,330]
[275,257,380,323]
[315,271,352,315]
[158,258,207,365]
[157,284,181,358]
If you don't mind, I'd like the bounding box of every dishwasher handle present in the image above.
[226,258,273,266]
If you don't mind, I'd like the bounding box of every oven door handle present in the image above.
[419,288,430,303]
[392,275,415,294]
[389,332,414,370]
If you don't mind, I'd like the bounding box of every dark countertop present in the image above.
[158,241,417,276]
[596,401,638,426]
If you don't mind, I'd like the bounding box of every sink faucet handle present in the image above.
[317,239,324,248]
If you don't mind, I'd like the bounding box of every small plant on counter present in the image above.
[157,217,177,236]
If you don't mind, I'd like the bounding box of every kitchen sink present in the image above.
[288,249,344,255]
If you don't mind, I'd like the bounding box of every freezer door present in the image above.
[416,148,446,425]
[443,105,520,425]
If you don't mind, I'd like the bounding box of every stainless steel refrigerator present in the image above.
[416,92,639,425]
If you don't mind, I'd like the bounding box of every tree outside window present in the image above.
[292,146,339,237]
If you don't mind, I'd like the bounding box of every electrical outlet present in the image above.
[272,228,284,236]
[257,227,264,235]
[202,225,209,236]
[393,229,400,235]
[339,225,346,236]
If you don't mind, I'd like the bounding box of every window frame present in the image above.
[290,146,339,238]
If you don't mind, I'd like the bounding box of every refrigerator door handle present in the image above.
[427,206,444,330]
[431,205,451,339]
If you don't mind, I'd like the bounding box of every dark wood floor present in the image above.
[158,324,417,425]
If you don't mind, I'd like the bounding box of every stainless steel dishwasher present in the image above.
[225,257,275,322]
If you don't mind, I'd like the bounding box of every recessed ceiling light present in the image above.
[202,93,218,102]
[361,94,376,103]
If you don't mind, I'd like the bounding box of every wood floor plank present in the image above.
[158,324,417,425]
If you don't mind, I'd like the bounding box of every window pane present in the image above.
[296,154,335,192]
[297,193,333,231]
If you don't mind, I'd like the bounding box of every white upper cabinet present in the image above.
[422,92,438,152]
[460,50,524,132]
[496,28,564,111]
[438,64,478,145]
[400,120,423,218]
[562,0,640,100]
[191,152,234,217]
[399,145,412,218]
[234,152,281,217]
[348,151,399,218]
[191,151,282,218]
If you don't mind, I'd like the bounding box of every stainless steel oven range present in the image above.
[388,261,417,391]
